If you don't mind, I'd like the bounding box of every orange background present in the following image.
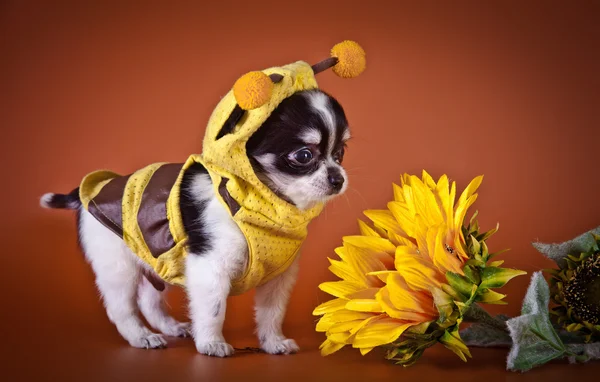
[2,1,600,380]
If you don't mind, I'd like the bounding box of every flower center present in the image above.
[564,254,600,325]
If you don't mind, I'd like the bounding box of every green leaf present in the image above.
[489,260,504,267]
[506,272,569,372]
[480,267,527,289]
[532,227,600,268]
[446,272,475,298]
[461,319,512,347]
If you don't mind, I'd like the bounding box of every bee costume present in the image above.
[78,41,366,295]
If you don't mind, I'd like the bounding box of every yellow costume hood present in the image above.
[79,41,366,294]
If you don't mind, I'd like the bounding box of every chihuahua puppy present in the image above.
[41,89,350,357]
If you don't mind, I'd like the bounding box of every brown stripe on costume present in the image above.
[137,163,183,258]
[219,177,241,216]
[87,174,131,238]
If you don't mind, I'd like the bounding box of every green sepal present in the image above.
[463,265,481,284]
[431,287,454,324]
[446,272,475,298]
[476,289,507,304]
[439,327,471,362]
[480,267,527,289]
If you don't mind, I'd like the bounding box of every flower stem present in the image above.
[463,303,508,332]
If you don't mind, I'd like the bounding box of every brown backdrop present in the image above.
[2,1,599,380]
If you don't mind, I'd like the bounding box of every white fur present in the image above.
[252,93,349,209]
[74,170,305,356]
[254,153,338,210]
[79,209,169,348]
[307,92,337,154]
[299,128,322,145]
[40,193,53,208]
[342,129,351,141]
[47,91,349,357]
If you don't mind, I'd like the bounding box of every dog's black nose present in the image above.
[328,169,345,190]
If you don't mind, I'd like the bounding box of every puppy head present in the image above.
[246,89,350,210]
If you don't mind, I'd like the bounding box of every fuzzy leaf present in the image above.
[506,272,568,372]
[480,267,526,289]
[461,316,512,347]
[532,226,600,268]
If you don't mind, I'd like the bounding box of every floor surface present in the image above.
[9,324,600,381]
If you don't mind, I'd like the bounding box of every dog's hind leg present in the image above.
[137,276,190,338]
[79,209,167,349]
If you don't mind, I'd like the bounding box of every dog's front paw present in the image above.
[130,333,167,349]
[261,338,299,355]
[196,341,235,357]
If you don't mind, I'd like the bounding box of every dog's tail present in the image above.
[40,187,81,210]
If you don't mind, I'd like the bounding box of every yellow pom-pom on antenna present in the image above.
[233,71,274,110]
[330,40,366,78]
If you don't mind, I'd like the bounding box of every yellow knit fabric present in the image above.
[170,61,325,295]
[80,61,325,295]
[80,164,189,286]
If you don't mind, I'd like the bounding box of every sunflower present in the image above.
[545,234,600,343]
[314,171,525,365]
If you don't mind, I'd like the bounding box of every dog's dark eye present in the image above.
[291,148,314,165]
[334,147,345,164]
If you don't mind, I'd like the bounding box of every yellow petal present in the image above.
[364,209,406,236]
[388,201,417,237]
[367,270,396,284]
[454,194,478,230]
[342,243,388,287]
[343,235,396,254]
[319,281,364,298]
[433,174,450,221]
[346,288,379,299]
[386,273,437,316]
[408,176,444,226]
[456,175,483,210]
[327,319,367,334]
[328,258,365,285]
[345,299,383,313]
[320,339,346,356]
[393,183,404,202]
[313,298,348,316]
[345,288,383,312]
[352,317,413,348]
[422,169,437,189]
[394,251,443,291]
[328,309,375,323]
[429,226,464,275]
[360,346,375,355]
[375,287,436,322]
[316,314,335,332]
[357,219,381,237]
